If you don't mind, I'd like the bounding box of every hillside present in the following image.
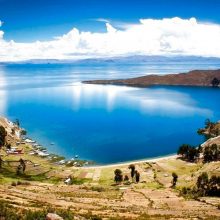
[84,69,220,87]
[0,117,220,219]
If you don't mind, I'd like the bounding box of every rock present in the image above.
[46,213,63,220]
[185,177,191,181]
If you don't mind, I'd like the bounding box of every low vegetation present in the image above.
[197,118,220,138]
[0,199,76,220]
[178,119,220,163]
[177,119,220,198]
[181,172,220,198]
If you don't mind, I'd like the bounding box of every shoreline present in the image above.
[83,69,220,88]
[86,154,177,168]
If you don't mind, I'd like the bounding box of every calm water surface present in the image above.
[0,61,220,164]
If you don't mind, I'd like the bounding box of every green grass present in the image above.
[145,181,164,189]
[0,199,77,220]
[99,167,114,185]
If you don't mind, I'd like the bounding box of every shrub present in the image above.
[11,181,17,187]
[114,169,123,184]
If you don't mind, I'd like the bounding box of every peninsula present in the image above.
[84,69,220,87]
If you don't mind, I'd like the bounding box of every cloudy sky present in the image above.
[0,0,220,61]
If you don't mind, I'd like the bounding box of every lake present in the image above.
[0,60,220,164]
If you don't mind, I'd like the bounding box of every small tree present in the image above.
[171,172,178,187]
[197,172,209,195]
[128,164,135,179]
[114,169,123,184]
[135,171,140,183]
[124,175,129,182]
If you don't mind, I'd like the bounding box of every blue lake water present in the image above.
[0,61,220,164]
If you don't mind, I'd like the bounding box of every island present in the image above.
[83,69,220,87]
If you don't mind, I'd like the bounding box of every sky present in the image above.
[1,0,220,61]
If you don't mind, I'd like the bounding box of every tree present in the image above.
[14,119,20,127]
[177,144,199,162]
[188,147,199,162]
[196,173,220,197]
[114,169,123,184]
[135,171,140,183]
[211,77,220,87]
[197,172,209,195]
[0,126,7,148]
[21,129,27,136]
[177,144,190,158]
[171,172,178,187]
[204,144,220,163]
[128,164,135,179]
[208,175,220,197]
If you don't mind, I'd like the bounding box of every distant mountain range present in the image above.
[1,55,220,65]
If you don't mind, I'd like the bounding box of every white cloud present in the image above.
[93,18,110,23]
[1,17,220,62]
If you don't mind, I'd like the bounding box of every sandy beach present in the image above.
[87,154,177,168]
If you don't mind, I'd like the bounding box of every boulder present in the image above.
[46,213,63,220]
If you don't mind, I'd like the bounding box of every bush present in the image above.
[114,169,123,184]
[11,181,17,187]
[91,186,105,192]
